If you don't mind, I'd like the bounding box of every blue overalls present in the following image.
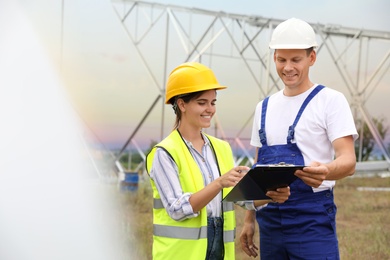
[256,85,340,260]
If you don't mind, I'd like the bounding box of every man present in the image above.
[240,18,358,259]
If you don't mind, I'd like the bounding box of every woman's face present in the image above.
[178,89,217,130]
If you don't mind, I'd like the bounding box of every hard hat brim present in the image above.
[165,84,227,104]
[269,43,318,49]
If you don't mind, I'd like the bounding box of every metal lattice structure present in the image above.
[110,0,390,172]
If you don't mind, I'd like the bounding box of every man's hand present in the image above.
[239,211,259,257]
[295,162,328,188]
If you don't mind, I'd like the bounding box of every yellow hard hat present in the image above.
[165,62,227,104]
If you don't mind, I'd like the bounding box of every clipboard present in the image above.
[223,163,305,202]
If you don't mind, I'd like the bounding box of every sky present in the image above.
[9,0,390,153]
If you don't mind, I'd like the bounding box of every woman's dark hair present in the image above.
[170,90,206,130]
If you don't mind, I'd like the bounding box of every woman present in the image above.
[146,62,289,260]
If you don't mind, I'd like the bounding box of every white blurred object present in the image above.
[0,1,127,259]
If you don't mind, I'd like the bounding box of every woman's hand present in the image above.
[265,186,290,203]
[218,166,250,188]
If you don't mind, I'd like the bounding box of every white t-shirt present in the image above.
[250,84,358,192]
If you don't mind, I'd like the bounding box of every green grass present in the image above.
[334,176,390,260]
[114,175,390,259]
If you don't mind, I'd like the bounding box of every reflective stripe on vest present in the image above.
[222,201,235,212]
[153,225,235,243]
[154,224,208,239]
[153,198,164,209]
[154,198,234,211]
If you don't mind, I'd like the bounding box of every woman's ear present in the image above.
[177,98,186,112]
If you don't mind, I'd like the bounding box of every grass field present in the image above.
[114,174,390,259]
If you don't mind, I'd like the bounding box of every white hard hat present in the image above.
[269,18,318,49]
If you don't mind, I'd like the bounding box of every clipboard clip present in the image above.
[257,162,296,167]
[272,162,294,166]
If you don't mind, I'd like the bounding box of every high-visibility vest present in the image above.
[146,130,236,260]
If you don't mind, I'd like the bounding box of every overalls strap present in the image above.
[287,85,325,143]
[259,96,270,146]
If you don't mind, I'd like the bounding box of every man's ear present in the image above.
[309,50,317,65]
